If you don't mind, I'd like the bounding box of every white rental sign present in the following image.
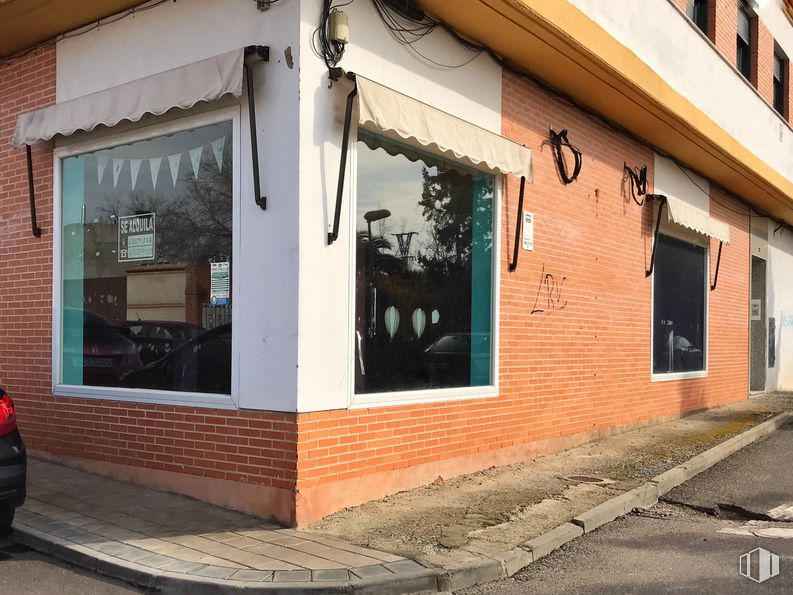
[522,211,534,251]
[118,213,155,262]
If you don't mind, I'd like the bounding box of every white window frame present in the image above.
[52,106,242,409]
[347,127,502,409]
[650,219,710,382]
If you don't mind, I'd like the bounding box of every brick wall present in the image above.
[292,70,750,524]
[712,0,739,59]
[751,17,775,104]
[0,49,298,525]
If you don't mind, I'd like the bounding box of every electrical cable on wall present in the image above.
[549,128,582,185]
[624,163,648,205]
[312,0,351,70]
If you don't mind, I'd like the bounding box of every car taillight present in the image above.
[0,392,17,437]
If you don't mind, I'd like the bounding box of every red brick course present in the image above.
[292,71,750,520]
[1,49,298,524]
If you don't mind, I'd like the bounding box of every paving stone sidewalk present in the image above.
[14,459,437,593]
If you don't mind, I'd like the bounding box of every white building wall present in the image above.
[55,0,301,411]
[766,223,793,391]
[295,0,502,412]
[569,0,793,184]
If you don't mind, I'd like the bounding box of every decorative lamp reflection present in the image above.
[412,308,426,339]
[431,309,440,324]
[384,306,400,341]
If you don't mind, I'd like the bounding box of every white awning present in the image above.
[665,195,731,244]
[11,49,245,148]
[355,75,532,180]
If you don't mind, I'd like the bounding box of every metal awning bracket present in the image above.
[25,145,42,238]
[328,71,357,245]
[710,240,723,291]
[508,176,526,272]
[646,194,667,277]
[243,45,270,211]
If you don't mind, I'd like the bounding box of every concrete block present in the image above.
[650,466,686,495]
[495,546,534,576]
[626,482,659,509]
[351,570,439,595]
[572,492,636,533]
[522,523,583,560]
[437,557,504,592]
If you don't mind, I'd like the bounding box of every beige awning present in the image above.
[11,49,245,148]
[355,75,532,180]
[665,195,731,244]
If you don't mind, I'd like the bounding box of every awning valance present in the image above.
[354,75,532,180]
[11,48,245,148]
[665,195,730,244]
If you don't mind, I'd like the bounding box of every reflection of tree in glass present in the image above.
[100,154,233,265]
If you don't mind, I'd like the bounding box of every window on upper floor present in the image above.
[737,0,752,80]
[685,0,709,35]
[774,48,788,117]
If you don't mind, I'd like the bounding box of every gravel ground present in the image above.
[309,393,793,568]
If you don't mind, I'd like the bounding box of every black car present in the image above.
[126,320,205,365]
[121,324,231,394]
[0,389,25,535]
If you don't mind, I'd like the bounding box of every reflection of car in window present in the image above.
[120,324,231,394]
[126,321,205,365]
[424,333,490,386]
[63,308,143,386]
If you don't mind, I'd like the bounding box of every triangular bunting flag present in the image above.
[189,146,203,179]
[130,159,142,190]
[112,158,124,188]
[97,154,109,185]
[149,158,162,189]
[168,153,181,187]
[211,137,226,172]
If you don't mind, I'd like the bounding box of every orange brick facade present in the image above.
[2,33,750,527]
[292,71,750,524]
[1,49,299,525]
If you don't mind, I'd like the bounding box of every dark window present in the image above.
[61,120,234,394]
[774,50,787,115]
[686,0,708,34]
[653,234,707,375]
[737,1,752,79]
[354,131,494,394]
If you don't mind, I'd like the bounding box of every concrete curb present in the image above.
[14,411,793,594]
[433,410,793,592]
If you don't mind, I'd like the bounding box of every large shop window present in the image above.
[355,131,494,394]
[652,234,707,375]
[60,120,233,395]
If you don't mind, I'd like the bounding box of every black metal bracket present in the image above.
[508,176,526,272]
[25,145,42,238]
[710,241,723,291]
[243,45,270,211]
[328,72,357,245]
[645,194,667,277]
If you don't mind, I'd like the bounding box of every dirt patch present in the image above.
[308,394,793,568]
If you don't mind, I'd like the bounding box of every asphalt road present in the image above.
[461,423,793,594]
[0,537,143,595]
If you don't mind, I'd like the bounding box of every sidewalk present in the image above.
[13,393,793,594]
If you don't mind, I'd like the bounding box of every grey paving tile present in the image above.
[243,543,345,570]
[312,569,350,582]
[290,532,405,563]
[230,569,273,582]
[383,559,426,574]
[194,566,238,580]
[273,570,311,582]
[136,553,180,569]
[350,564,393,579]
[159,560,207,575]
[288,540,384,567]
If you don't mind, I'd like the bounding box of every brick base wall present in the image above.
[292,70,750,525]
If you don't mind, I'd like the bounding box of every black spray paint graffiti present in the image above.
[531,264,568,314]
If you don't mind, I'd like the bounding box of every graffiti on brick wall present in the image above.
[531,264,568,314]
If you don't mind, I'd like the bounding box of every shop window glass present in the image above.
[355,131,494,394]
[60,120,233,394]
[652,234,707,375]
